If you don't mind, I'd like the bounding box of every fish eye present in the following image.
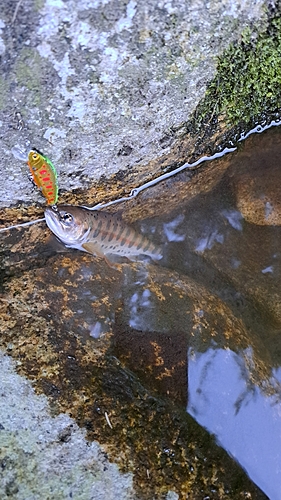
[60,212,73,224]
[32,153,38,160]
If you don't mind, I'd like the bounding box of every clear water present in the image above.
[2,125,281,498]
[112,126,281,499]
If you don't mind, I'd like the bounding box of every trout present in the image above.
[45,205,162,265]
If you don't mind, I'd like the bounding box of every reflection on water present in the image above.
[113,128,281,498]
[188,347,281,500]
[3,127,281,497]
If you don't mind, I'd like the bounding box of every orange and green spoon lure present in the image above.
[27,149,58,205]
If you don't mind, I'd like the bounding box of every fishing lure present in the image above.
[27,149,58,205]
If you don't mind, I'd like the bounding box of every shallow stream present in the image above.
[2,126,281,498]
[113,126,281,499]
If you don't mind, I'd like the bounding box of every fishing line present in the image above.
[1,148,237,233]
[0,218,45,233]
[11,0,24,24]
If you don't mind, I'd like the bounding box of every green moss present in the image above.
[196,15,281,129]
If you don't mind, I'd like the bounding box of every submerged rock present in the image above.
[231,129,281,226]
[0,241,269,498]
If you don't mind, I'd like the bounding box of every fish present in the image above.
[27,149,58,205]
[44,205,162,265]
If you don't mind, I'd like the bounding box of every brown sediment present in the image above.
[0,238,269,498]
[1,130,279,498]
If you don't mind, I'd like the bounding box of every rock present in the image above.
[0,243,269,498]
[0,0,271,207]
[0,352,134,500]
[230,129,281,225]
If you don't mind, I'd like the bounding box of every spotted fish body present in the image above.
[27,150,58,205]
[45,205,162,264]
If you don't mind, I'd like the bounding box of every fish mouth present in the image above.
[45,206,62,238]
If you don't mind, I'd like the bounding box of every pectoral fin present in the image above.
[82,241,102,256]
[82,242,121,269]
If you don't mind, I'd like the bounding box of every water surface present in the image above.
[2,126,281,498]
[113,126,281,499]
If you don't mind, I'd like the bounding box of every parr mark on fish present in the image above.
[45,205,162,266]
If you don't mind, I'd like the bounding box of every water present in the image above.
[2,126,281,498]
[188,347,281,499]
[112,126,281,498]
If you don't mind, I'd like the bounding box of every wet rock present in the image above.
[0,0,271,208]
[230,128,281,226]
[0,352,134,500]
[1,1,281,493]
[150,127,281,337]
[113,263,272,394]
[201,129,281,326]
[0,241,268,498]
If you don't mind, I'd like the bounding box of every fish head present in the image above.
[45,205,90,246]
